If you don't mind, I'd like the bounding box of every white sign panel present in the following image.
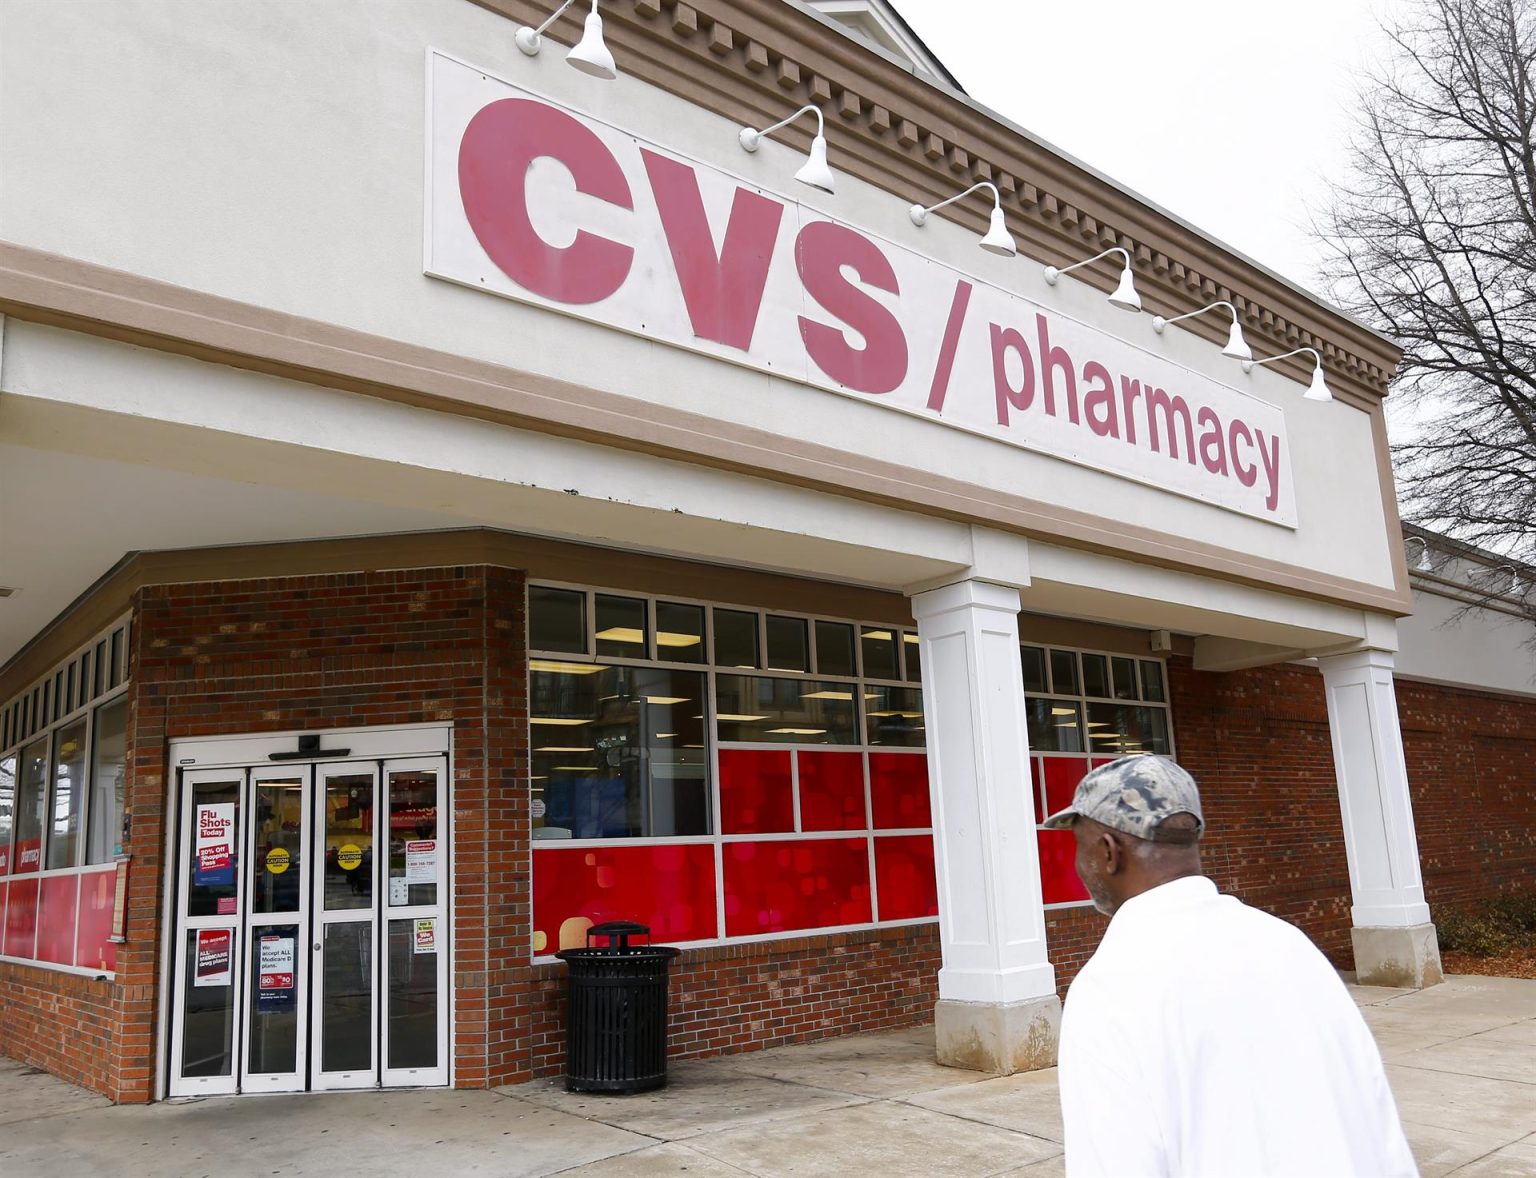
[426,51,1297,526]
[404,839,437,883]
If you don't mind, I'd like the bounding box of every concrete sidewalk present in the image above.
[2,976,1533,1177]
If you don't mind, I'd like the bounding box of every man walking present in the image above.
[1045,755,1419,1177]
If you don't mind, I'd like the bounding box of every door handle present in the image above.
[314,943,322,951]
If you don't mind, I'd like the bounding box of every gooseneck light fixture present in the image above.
[1494,564,1526,597]
[1240,347,1332,402]
[1043,247,1141,311]
[1151,300,1251,361]
[516,0,617,80]
[1404,536,1433,573]
[738,104,835,193]
[908,181,1016,257]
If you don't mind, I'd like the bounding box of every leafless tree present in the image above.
[1319,0,1536,557]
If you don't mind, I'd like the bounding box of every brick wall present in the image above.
[1397,678,1536,911]
[0,964,119,1090]
[525,925,943,1077]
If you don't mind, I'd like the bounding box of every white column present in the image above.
[912,579,1059,1073]
[1317,648,1442,987]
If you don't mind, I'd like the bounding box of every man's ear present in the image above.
[1099,829,1126,877]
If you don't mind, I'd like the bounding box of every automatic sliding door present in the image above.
[169,770,246,1098]
[313,764,380,1090]
[239,769,309,1093]
[381,757,448,1088]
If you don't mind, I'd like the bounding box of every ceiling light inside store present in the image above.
[716,713,770,722]
[535,746,593,753]
[530,717,591,726]
[530,660,604,675]
[595,627,645,644]
[863,630,892,641]
[553,765,601,771]
[644,696,688,705]
[769,727,826,735]
[657,631,702,647]
[803,690,854,700]
[655,733,677,738]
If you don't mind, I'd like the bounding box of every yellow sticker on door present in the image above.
[265,847,291,874]
[336,844,363,871]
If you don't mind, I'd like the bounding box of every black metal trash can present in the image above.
[556,920,681,1094]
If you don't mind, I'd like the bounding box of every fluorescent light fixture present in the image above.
[803,690,854,700]
[768,727,827,735]
[862,630,893,641]
[1051,707,1077,716]
[1152,300,1251,361]
[656,631,702,647]
[738,104,835,192]
[1241,347,1333,402]
[903,634,919,643]
[530,660,604,675]
[909,181,1016,257]
[716,713,770,722]
[655,733,677,739]
[643,696,689,705]
[552,765,601,771]
[1043,246,1141,312]
[535,746,593,753]
[530,717,591,726]
[594,626,645,644]
[516,0,617,81]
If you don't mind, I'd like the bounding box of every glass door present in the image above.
[169,770,246,1098]
[381,757,448,1088]
[239,768,310,1094]
[312,764,380,1090]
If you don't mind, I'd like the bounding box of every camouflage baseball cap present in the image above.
[1040,754,1204,840]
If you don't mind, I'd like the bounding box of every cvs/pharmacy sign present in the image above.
[426,52,1295,525]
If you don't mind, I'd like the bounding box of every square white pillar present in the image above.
[1317,648,1442,988]
[912,579,1059,1072]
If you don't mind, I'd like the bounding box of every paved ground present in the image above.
[2,976,1534,1176]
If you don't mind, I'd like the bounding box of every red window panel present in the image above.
[797,751,867,831]
[1041,756,1090,821]
[874,834,937,921]
[532,843,717,953]
[869,752,930,829]
[718,748,794,835]
[4,876,39,959]
[1038,829,1090,905]
[36,874,79,966]
[75,867,118,972]
[723,837,871,936]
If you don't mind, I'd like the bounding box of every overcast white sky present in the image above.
[891,0,1392,293]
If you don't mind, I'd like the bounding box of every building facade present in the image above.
[0,0,1527,1103]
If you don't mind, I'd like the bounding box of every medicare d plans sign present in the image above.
[426,52,1297,526]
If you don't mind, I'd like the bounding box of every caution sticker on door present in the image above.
[413,918,437,955]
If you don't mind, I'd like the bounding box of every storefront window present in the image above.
[529,585,934,953]
[14,738,48,874]
[86,698,128,863]
[47,718,88,869]
[0,753,14,875]
[715,675,858,745]
[531,664,708,839]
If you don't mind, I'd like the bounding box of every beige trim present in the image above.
[0,244,1416,623]
[472,0,1399,406]
[1371,403,1413,603]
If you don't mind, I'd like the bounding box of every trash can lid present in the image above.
[589,920,650,937]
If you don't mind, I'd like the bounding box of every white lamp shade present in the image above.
[1108,266,1141,311]
[566,8,617,79]
[978,205,1017,256]
[794,134,836,193]
[1220,318,1252,360]
[1304,362,1332,401]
